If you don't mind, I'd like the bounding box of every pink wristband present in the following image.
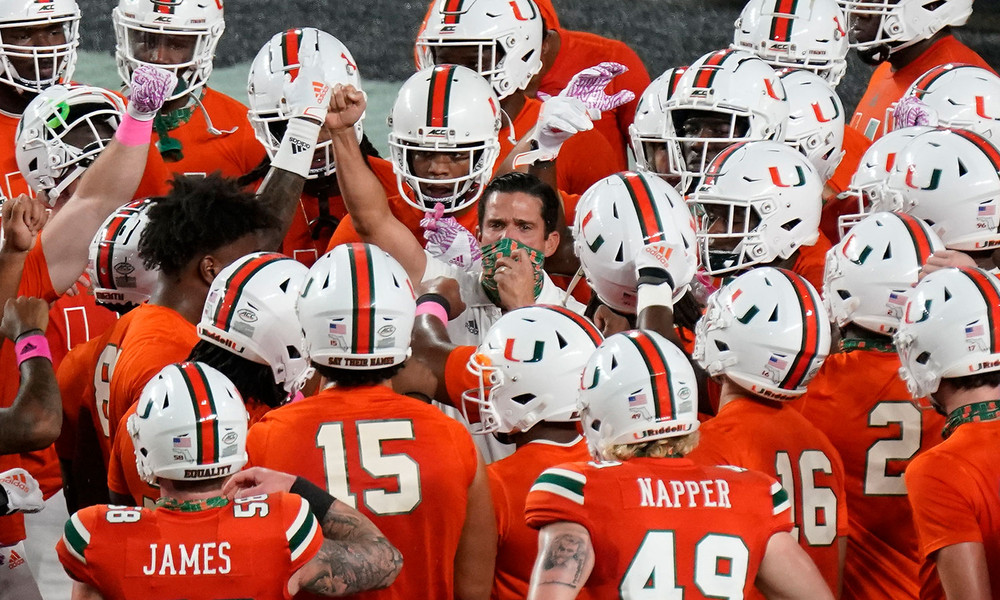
[415,301,449,324]
[14,335,51,366]
[115,112,154,147]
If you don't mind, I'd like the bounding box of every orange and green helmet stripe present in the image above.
[615,172,666,243]
[210,253,285,333]
[693,49,737,89]
[426,65,456,128]
[178,362,220,466]
[347,244,377,354]
[961,267,1000,353]
[536,305,603,346]
[623,331,675,419]
[775,269,823,391]
[769,0,800,42]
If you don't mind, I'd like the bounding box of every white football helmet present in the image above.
[388,64,502,213]
[882,128,1000,251]
[0,0,79,94]
[297,243,416,370]
[824,212,944,335]
[893,64,1000,143]
[199,252,313,396]
[779,69,845,182]
[630,66,688,183]
[416,0,543,100]
[87,198,157,308]
[248,28,362,179]
[689,140,822,276]
[733,0,849,86]
[836,125,932,237]
[694,267,831,400]
[838,0,973,55]
[16,84,124,206]
[664,49,788,191]
[128,361,249,484]
[113,0,225,101]
[895,267,1000,399]
[573,171,698,313]
[463,305,603,434]
[579,330,700,461]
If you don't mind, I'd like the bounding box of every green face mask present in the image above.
[479,238,545,305]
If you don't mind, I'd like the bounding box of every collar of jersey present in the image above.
[156,495,230,512]
[943,400,1000,439]
[839,336,895,354]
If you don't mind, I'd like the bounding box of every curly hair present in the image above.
[187,340,288,409]
[138,173,274,277]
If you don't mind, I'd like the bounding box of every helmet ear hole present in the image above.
[837,289,851,301]
[915,351,931,365]
[287,345,301,359]
[714,339,730,352]
[511,393,535,406]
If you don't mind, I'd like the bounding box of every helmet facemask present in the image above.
[0,12,80,94]
[390,139,497,213]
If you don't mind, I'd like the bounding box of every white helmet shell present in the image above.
[87,198,157,308]
[0,0,79,94]
[779,69,846,182]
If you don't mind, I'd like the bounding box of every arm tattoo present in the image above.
[540,533,589,588]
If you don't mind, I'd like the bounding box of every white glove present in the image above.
[284,44,332,125]
[514,95,594,167]
[634,239,697,313]
[126,65,178,121]
[421,204,482,271]
[0,468,43,516]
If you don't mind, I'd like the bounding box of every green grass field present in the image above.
[74,50,403,157]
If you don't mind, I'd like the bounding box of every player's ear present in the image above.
[199,255,220,285]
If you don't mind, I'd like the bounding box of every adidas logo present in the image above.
[20,343,35,352]
[0,473,28,493]
[7,550,24,570]
[312,82,330,103]
[289,137,310,155]
[644,245,673,267]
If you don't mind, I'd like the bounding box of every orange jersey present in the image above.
[246,384,479,600]
[490,438,591,600]
[55,337,97,462]
[536,29,649,170]
[687,396,848,597]
[107,304,198,444]
[850,35,995,142]
[907,419,1000,600]
[821,127,873,242]
[0,111,31,199]
[791,231,832,292]
[152,87,265,179]
[47,292,118,371]
[793,348,944,600]
[56,493,322,600]
[524,457,793,599]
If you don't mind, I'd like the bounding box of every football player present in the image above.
[524,329,834,599]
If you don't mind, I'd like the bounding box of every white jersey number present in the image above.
[864,401,922,496]
[774,449,838,546]
[620,530,750,599]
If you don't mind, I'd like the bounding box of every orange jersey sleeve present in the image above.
[247,385,478,600]
[444,345,477,410]
[850,35,996,142]
[790,230,832,292]
[687,398,848,597]
[55,338,101,461]
[525,457,792,599]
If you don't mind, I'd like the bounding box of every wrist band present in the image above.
[115,112,154,147]
[636,280,675,315]
[14,328,43,343]
[415,302,449,324]
[272,117,322,178]
[416,293,451,316]
[289,476,335,522]
[14,334,51,367]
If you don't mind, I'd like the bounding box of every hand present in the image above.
[415,276,467,320]
[548,61,636,114]
[919,249,977,279]
[672,291,704,333]
[1,297,49,340]
[284,45,332,124]
[2,194,48,254]
[593,304,631,336]
[325,83,366,133]
[126,65,178,121]
[0,468,44,516]
[421,204,482,271]
[221,466,296,500]
[61,273,92,298]
[494,248,537,311]
[893,95,938,130]
[528,95,594,162]
[634,239,696,300]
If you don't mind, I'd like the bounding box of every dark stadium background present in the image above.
[77,0,1000,119]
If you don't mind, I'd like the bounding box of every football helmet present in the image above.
[893,64,1000,143]
[87,198,157,308]
[297,243,416,370]
[824,212,944,334]
[199,252,312,396]
[836,125,932,237]
[779,69,845,182]
[113,0,225,101]
[579,330,699,461]
[16,84,125,206]
[694,267,831,400]
[388,64,502,213]
[0,0,79,94]
[838,0,973,56]
[248,28,362,179]
[895,267,1000,399]
[416,0,543,100]
[128,361,249,484]
[462,305,603,434]
[663,49,788,190]
[733,0,849,86]
[689,140,822,276]
[882,127,1000,251]
[630,66,688,182]
[573,171,698,313]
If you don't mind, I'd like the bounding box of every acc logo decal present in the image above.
[237,309,258,323]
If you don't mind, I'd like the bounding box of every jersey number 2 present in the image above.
[316,420,421,515]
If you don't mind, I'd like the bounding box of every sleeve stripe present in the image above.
[286,499,310,541]
[62,514,91,564]
[771,482,791,516]
[530,481,585,505]
[541,467,587,485]
[289,514,320,562]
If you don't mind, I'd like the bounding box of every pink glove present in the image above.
[127,65,178,121]
[541,61,636,115]
[421,204,482,271]
[893,96,938,130]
